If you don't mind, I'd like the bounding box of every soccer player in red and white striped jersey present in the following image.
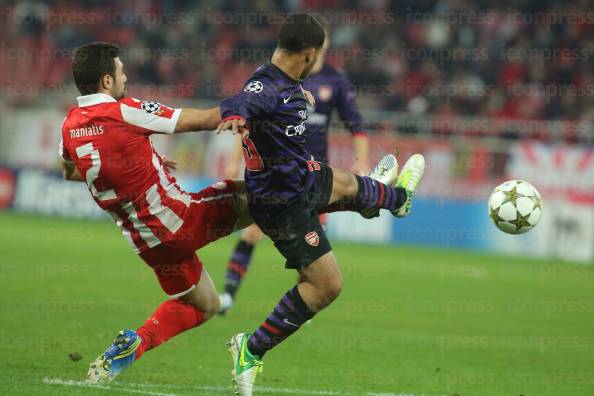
[59,42,251,383]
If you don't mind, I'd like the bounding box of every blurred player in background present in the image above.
[59,42,253,384]
[218,14,425,395]
[219,32,370,314]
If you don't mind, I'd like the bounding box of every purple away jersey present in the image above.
[221,63,314,223]
[220,62,366,223]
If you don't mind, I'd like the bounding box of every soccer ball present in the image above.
[488,180,543,234]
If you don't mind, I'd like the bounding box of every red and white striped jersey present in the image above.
[60,93,194,253]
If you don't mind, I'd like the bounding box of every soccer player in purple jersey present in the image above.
[218,32,370,314]
[216,14,425,395]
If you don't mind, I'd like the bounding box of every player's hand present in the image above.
[216,115,247,135]
[302,88,315,106]
[161,156,178,173]
[351,160,370,176]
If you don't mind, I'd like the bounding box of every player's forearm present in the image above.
[62,161,85,182]
[353,133,369,164]
[175,107,221,133]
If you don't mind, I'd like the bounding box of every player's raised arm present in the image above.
[59,137,84,182]
[62,160,84,181]
[352,134,370,175]
[336,72,369,174]
[175,107,221,133]
[119,98,222,134]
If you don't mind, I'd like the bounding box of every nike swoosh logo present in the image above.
[283,95,291,104]
[283,318,298,327]
[239,339,249,367]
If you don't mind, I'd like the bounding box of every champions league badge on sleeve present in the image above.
[141,101,162,114]
[244,81,264,93]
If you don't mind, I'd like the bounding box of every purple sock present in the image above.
[248,286,314,358]
[353,175,407,211]
[224,240,254,298]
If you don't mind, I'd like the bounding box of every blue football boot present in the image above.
[86,329,142,384]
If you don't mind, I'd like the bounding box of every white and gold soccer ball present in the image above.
[488,180,543,234]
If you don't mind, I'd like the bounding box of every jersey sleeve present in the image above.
[58,137,72,161]
[58,117,72,161]
[220,77,278,120]
[335,72,365,136]
[119,98,182,134]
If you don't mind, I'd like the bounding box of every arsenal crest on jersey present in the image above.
[318,85,333,102]
[304,231,320,247]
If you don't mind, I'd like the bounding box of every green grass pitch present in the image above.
[0,212,593,396]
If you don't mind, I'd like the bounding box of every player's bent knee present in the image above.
[309,277,342,310]
[202,292,220,320]
[345,173,359,196]
[186,296,218,321]
[331,168,359,199]
[323,277,343,303]
[179,288,219,321]
[298,252,342,311]
[232,193,253,232]
[242,224,263,244]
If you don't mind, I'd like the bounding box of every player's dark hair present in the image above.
[72,42,121,95]
[278,14,325,53]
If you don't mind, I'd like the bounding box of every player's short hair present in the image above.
[72,42,121,95]
[278,14,325,53]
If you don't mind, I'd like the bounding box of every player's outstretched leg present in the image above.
[326,153,425,217]
[219,224,263,314]
[87,267,219,384]
[228,251,340,396]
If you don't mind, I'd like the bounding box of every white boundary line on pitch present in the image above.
[134,382,344,395]
[42,378,179,396]
[43,377,447,396]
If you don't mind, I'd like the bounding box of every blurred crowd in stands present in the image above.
[0,0,592,127]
